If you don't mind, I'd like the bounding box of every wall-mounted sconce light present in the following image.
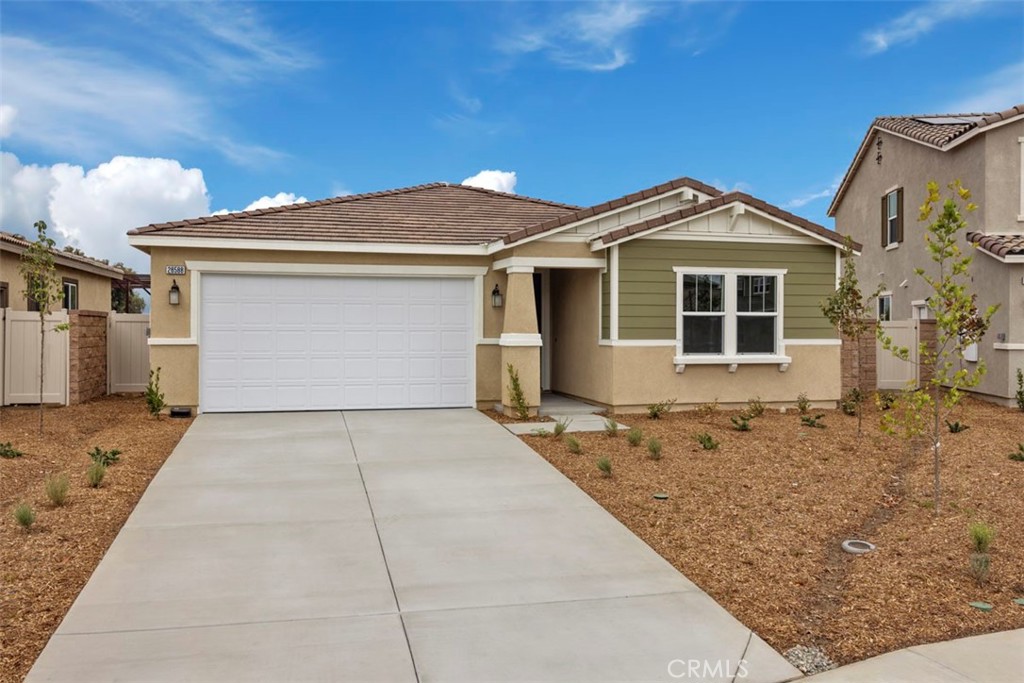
[169,279,181,306]
[491,284,503,308]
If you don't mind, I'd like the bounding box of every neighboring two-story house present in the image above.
[829,104,1024,404]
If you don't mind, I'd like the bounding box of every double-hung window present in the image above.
[675,268,787,366]
[883,188,903,247]
[62,278,79,310]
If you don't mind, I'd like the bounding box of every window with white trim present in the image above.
[878,293,892,322]
[675,268,786,362]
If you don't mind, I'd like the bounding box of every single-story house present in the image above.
[1,231,123,312]
[126,178,857,415]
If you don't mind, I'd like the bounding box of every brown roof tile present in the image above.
[128,183,580,246]
[968,231,1024,257]
[0,231,124,277]
[597,191,859,250]
[828,104,1024,217]
[502,176,722,245]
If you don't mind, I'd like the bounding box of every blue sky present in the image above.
[1,1,1022,270]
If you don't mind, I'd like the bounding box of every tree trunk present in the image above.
[932,384,941,515]
[38,315,45,434]
[854,336,863,437]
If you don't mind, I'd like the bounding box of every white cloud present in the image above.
[1,152,210,270]
[860,0,986,55]
[0,105,16,139]
[461,170,518,194]
[710,178,753,194]
[941,61,1024,113]
[784,178,842,210]
[500,2,654,71]
[212,192,311,216]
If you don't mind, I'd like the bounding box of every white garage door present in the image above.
[200,274,475,412]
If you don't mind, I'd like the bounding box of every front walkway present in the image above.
[806,629,1023,682]
[28,409,799,682]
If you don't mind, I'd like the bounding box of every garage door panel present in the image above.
[200,274,474,412]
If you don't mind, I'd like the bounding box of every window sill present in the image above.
[884,242,900,251]
[673,355,792,374]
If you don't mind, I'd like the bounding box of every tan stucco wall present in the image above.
[606,344,840,410]
[150,345,198,409]
[551,268,613,404]
[833,123,1024,399]
[0,249,114,312]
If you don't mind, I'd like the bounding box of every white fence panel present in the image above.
[3,309,69,405]
[108,313,150,393]
[877,320,918,390]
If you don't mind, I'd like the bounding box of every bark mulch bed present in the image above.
[0,395,192,682]
[509,397,1024,666]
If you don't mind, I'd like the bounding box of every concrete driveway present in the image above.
[28,410,799,683]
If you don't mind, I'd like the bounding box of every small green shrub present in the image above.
[969,522,994,553]
[969,552,991,586]
[596,457,612,476]
[88,446,122,467]
[745,397,765,418]
[1016,368,1024,411]
[553,417,571,438]
[145,367,167,417]
[876,391,897,411]
[796,393,811,415]
[1009,444,1024,462]
[626,427,643,447]
[945,420,969,434]
[506,363,530,420]
[603,418,620,437]
[801,414,826,429]
[695,432,719,450]
[840,388,862,416]
[646,398,676,419]
[565,435,582,454]
[0,442,24,459]
[86,462,106,488]
[695,399,719,419]
[730,415,751,432]
[646,438,662,460]
[14,503,35,530]
[45,473,70,507]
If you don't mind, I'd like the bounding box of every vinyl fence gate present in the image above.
[1,309,70,405]
[876,320,919,390]
[108,313,150,393]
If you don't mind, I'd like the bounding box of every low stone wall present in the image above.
[69,310,108,405]
[841,321,877,395]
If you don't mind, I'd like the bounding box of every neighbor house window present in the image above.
[0,281,7,308]
[878,293,892,322]
[675,268,786,361]
[62,278,79,310]
[883,189,903,247]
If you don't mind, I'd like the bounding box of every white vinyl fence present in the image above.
[2,309,69,405]
[877,320,919,390]
[108,313,150,393]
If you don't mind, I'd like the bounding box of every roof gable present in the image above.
[595,192,857,251]
[828,103,1024,217]
[0,231,124,279]
[128,183,580,246]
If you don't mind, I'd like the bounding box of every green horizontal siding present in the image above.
[616,240,837,341]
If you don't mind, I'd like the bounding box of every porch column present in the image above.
[499,267,541,416]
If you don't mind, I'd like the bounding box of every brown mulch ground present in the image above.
[481,408,553,424]
[508,397,1024,666]
[0,396,192,682]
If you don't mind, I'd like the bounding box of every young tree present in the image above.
[18,221,69,434]
[878,181,998,515]
[821,235,880,436]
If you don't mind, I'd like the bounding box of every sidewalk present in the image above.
[806,629,1023,682]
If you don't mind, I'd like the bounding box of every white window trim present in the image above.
[1018,136,1024,222]
[672,266,789,370]
[62,281,79,310]
[886,190,900,246]
[878,291,893,322]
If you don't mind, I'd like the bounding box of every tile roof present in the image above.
[502,177,722,245]
[128,183,580,246]
[0,231,124,277]
[597,191,859,250]
[828,104,1024,217]
[968,232,1024,258]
